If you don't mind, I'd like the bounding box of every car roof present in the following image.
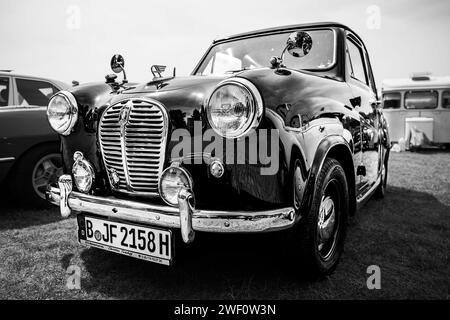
[214,21,363,44]
[0,71,70,90]
[382,76,450,91]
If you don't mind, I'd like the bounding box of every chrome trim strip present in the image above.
[119,101,132,190]
[0,157,15,163]
[0,107,47,112]
[46,186,296,234]
[356,175,382,210]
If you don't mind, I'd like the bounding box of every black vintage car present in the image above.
[46,22,390,276]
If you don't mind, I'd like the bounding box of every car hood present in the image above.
[95,68,351,131]
[124,75,228,94]
[105,76,228,127]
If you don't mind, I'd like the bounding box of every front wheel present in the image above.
[293,158,349,276]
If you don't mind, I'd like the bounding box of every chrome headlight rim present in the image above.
[47,90,78,136]
[72,151,95,193]
[158,164,194,207]
[206,77,263,139]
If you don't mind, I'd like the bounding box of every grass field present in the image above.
[0,151,449,299]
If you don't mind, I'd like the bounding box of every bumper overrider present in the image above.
[46,175,296,244]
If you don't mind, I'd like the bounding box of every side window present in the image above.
[442,91,450,109]
[16,78,59,107]
[0,77,10,107]
[382,92,401,109]
[346,39,368,85]
[365,52,378,96]
[405,91,438,109]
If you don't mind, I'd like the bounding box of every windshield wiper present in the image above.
[224,67,252,74]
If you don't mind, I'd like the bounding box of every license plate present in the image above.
[78,215,173,266]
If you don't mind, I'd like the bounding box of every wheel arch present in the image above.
[6,140,61,180]
[300,135,356,218]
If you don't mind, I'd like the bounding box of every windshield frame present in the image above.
[192,27,338,76]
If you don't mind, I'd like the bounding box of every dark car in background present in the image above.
[0,71,69,206]
[46,22,390,276]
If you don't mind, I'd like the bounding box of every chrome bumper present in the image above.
[47,175,296,244]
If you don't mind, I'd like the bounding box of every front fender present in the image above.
[60,82,116,191]
[300,134,355,217]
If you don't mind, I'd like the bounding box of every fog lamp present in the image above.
[158,165,193,207]
[72,151,95,193]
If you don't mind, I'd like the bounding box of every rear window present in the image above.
[443,91,450,109]
[405,91,438,109]
[382,92,401,109]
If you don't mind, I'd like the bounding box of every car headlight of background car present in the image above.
[47,90,78,136]
[206,78,263,139]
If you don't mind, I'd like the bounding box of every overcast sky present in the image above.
[1,0,449,88]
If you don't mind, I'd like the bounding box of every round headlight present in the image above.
[72,151,95,193]
[158,165,193,207]
[206,78,263,139]
[47,91,78,136]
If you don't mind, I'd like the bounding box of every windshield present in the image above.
[195,29,335,75]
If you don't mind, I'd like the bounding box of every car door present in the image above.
[345,34,380,194]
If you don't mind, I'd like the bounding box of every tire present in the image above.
[374,159,388,199]
[292,158,349,277]
[9,144,63,208]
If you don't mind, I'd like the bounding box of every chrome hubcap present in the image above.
[32,154,63,199]
[318,195,336,250]
[317,179,340,260]
[293,165,302,210]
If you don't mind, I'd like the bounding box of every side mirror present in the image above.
[110,54,127,84]
[270,31,313,69]
[111,54,125,73]
[286,31,313,58]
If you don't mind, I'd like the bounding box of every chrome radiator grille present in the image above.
[99,99,168,196]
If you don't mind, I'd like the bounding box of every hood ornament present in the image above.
[119,101,132,128]
[150,65,177,89]
[151,65,167,79]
